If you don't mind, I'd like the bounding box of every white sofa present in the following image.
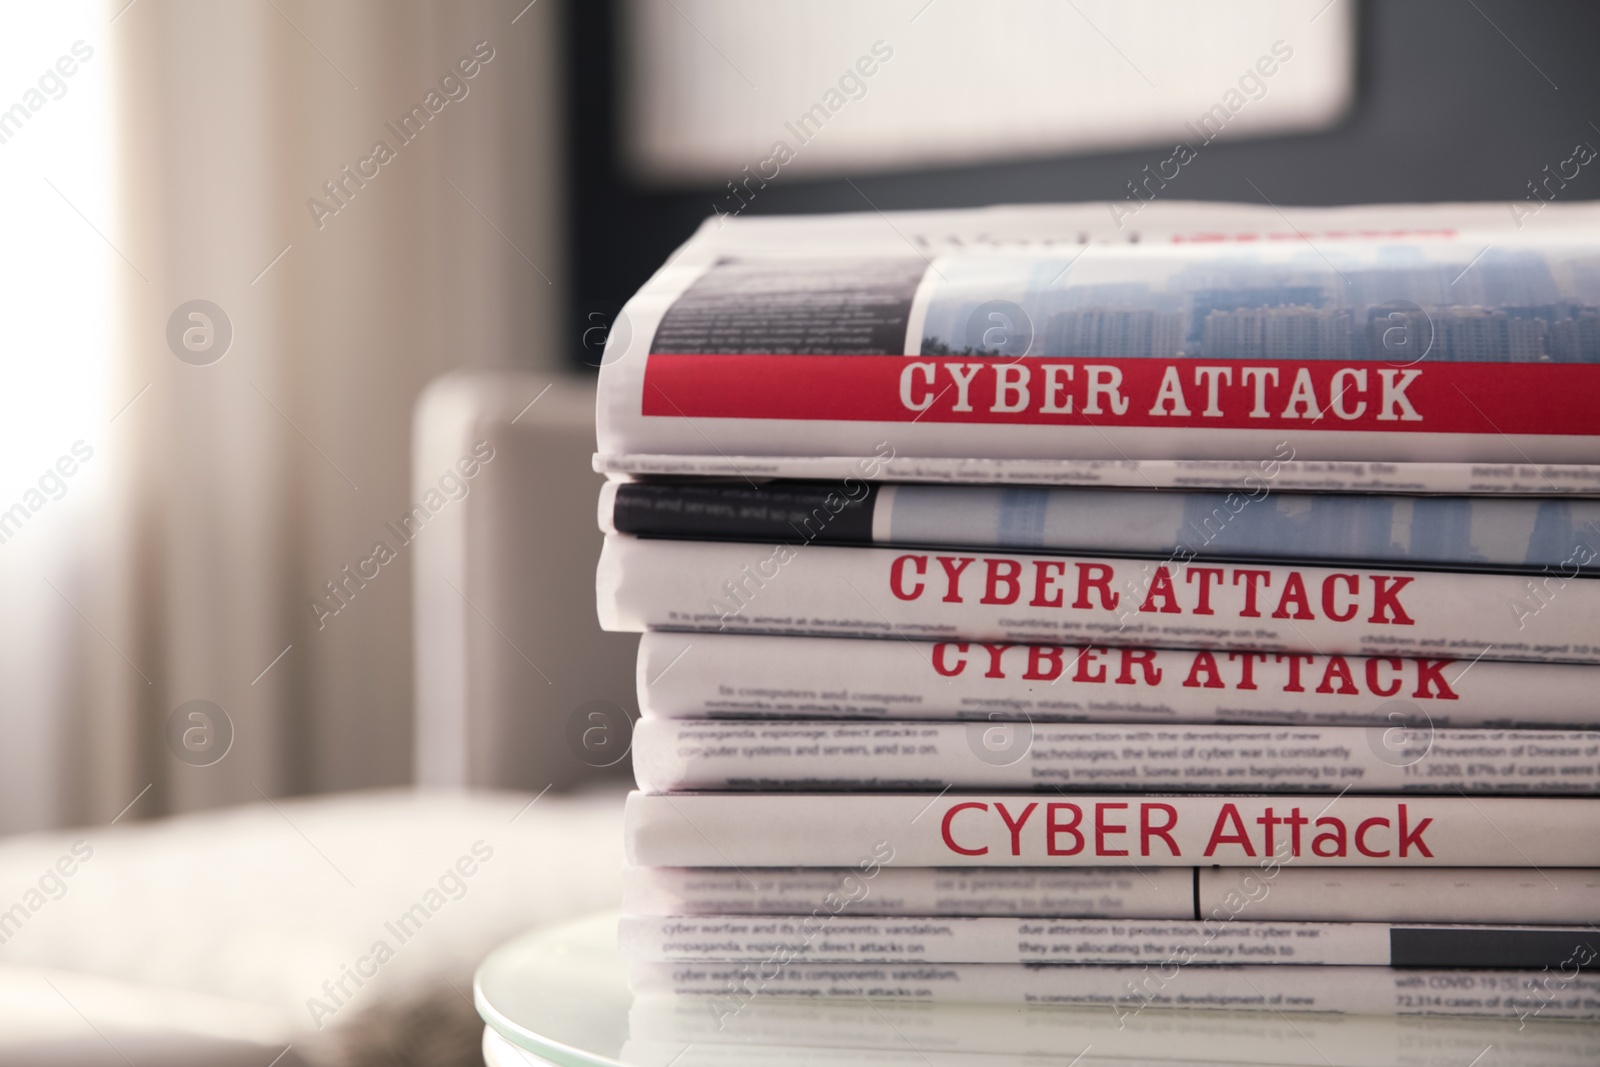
[0,372,632,1064]
[412,372,639,793]
[0,789,624,1065]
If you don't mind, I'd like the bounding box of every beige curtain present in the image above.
[70,0,563,825]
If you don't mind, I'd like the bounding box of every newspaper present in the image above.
[632,720,1600,795]
[601,480,1600,571]
[636,633,1600,728]
[598,535,1600,664]
[624,865,1600,925]
[625,791,1600,868]
[596,201,1600,489]
[620,914,1593,968]
[600,455,1600,495]
[630,961,1600,1019]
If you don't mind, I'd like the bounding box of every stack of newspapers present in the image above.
[594,202,1600,1023]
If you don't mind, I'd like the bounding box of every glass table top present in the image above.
[475,913,1600,1067]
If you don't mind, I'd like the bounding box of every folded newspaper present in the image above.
[623,865,1600,924]
[601,480,1600,571]
[630,961,1600,1019]
[631,719,1600,794]
[625,792,1600,868]
[595,201,1600,493]
[621,914,1597,968]
[598,534,1600,664]
[635,632,1600,728]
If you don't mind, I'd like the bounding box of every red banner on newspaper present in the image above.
[642,355,1596,435]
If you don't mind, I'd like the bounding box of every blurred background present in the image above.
[2,1,1599,1062]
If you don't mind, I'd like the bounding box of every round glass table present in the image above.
[476,913,1600,1067]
